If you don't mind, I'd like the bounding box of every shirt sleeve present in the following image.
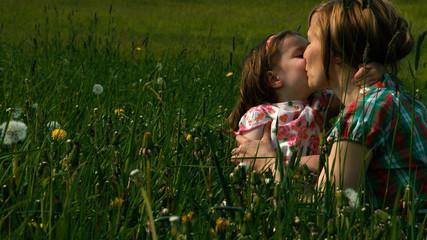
[328,88,393,150]
[235,105,273,135]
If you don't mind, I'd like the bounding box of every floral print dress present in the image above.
[235,90,335,159]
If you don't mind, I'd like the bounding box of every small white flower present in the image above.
[344,188,360,209]
[130,169,143,187]
[0,120,28,145]
[156,62,163,71]
[156,77,164,85]
[93,84,104,95]
[46,121,61,131]
[265,178,272,184]
[169,216,180,222]
[130,169,142,180]
[32,103,39,109]
[238,162,249,171]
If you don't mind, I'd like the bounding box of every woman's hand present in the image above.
[231,123,276,172]
[352,62,386,87]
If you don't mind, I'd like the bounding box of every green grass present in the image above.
[0,0,426,239]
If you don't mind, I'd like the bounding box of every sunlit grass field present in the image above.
[0,0,426,239]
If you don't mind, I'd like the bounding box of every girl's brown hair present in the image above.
[309,0,413,78]
[228,30,302,131]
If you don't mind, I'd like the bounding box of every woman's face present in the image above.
[304,14,329,90]
[272,35,314,100]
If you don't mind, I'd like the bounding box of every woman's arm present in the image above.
[317,141,373,191]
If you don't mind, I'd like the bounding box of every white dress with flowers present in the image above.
[235,90,335,159]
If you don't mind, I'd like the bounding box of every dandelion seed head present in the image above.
[46,121,61,131]
[0,120,28,145]
[130,169,142,179]
[156,77,164,85]
[344,188,360,209]
[93,84,104,95]
[238,162,249,171]
[156,62,163,71]
[169,216,180,222]
[32,103,39,109]
[11,107,22,119]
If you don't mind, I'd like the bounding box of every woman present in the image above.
[232,0,427,212]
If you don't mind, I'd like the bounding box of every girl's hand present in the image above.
[352,62,386,87]
[231,123,276,172]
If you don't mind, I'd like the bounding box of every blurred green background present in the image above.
[1,0,426,57]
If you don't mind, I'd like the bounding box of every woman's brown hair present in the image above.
[309,0,414,78]
[228,30,303,131]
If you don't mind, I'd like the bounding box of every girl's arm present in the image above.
[233,124,276,172]
[317,141,373,191]
[233,123,321,174]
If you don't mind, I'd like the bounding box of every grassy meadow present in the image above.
[0,0,426,239]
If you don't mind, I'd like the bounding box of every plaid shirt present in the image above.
[327,74,427,212]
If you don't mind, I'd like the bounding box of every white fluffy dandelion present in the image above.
[238,162,249,171]
[169,216,180,223]
[93,84,104,95]
[11,107,23,119]
[156,77,164,85]
[0,120,28,145]
[130,169,143,187]
[46,121,61,131]
[344,188,360,209]
[156,62,163,71]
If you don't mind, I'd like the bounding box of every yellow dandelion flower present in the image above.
[215,217,230,232]
[28,222,37,227]
[182,211,195,223]
[114,108,125,116]
[225,72,233,77]
[187,211,195,221]
[110,197,124,208]
[416,89,419,93]
[186,133,192,141]
[136,47,142,51]
[39,223,44,228]
[52,129,67,141]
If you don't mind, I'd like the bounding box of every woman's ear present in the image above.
[266,71,283,88]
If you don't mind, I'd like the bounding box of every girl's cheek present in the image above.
[297,59,307,69]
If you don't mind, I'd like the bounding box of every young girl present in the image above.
[229,30,380,172]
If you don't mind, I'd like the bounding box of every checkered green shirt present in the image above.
[328,74,427,212]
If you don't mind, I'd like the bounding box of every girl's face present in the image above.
[304,14,329,90]
[271,35,313,101]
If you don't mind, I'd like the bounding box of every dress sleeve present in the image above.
[328,88,393,150]
[235,105,273,135]
[312,90,336,117]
